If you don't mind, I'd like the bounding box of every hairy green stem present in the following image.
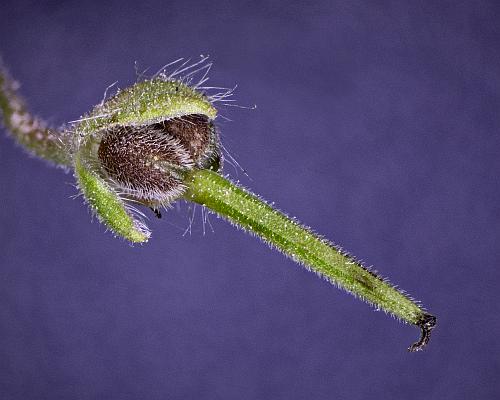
[184,169,436,351]
[0,61,71,166]
[0,55,436,351]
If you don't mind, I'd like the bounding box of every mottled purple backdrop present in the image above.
[1,1,499,399]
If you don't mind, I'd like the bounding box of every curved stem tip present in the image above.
[408,313,437,352]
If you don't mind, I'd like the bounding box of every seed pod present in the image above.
[74,75,222,242]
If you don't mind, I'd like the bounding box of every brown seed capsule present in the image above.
[97,114,220,207]
[159,114,219,168]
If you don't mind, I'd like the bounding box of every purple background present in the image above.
[1,1,499,399]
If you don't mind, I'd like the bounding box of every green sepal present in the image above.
[77,79,217,137]
[75,156,150,243]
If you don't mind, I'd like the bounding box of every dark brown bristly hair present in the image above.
[97,114,220,207]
